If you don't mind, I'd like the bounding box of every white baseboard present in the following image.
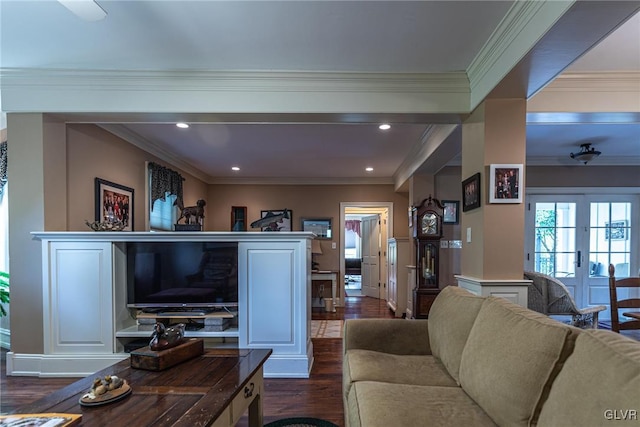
[262,341,314,378]
[6,352,128,377]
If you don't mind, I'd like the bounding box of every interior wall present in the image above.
[435,166,463,286]
[207,184,409,272]
[66,125,208,231]
[527,166,640,187]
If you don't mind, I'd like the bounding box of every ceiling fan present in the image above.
[58,0,107,22]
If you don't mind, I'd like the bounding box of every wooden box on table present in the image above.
[130,338,204,371]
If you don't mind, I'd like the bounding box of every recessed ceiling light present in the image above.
[379,124,391,130]
[365,167,374,172]
[231,166,240,171]
[176,122,189,129]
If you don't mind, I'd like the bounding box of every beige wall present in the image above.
[527,166,640,187]
[66,125,208,231]
[207,184,409,271]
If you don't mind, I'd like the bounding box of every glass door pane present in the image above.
[589,202,631,278]
[533,202,577,278]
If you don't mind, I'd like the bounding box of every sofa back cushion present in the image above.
[537,329,640,426]
[459,296,577,427]
[428,286,485,384]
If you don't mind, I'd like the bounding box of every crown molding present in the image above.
[0,68,469,91]
[526,155,640,166]
[393,124,459,188]
[1,68,471,115]
[467,0,574,109]
[98,124,215,184]
[467,0,547,90]
[538,72,640,92]
[208,177,395,186]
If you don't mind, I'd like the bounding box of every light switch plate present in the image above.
[466,227,472,243]
[440,240,449,248]
[332,242,336,249]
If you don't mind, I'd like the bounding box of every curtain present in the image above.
[148,162,184,210]
[345,220,361,236]
[0,141,7,199]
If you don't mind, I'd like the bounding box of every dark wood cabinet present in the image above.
[231,206,247,231]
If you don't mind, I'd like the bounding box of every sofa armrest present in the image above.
[343,319,431,355]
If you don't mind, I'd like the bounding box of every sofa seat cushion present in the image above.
[347,381,497,427]
[459,296,577,427]
[343,350,457,395]
[537,329,640,427]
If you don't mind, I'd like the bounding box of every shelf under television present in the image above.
[115,325,239,339]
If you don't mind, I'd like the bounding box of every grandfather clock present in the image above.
[413,196,443,318]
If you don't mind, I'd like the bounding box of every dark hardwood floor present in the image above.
[1,296,396,426]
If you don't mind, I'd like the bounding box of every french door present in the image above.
[525,194,638,319]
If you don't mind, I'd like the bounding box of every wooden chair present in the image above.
[608,263,640,333]
[524,271,606,328]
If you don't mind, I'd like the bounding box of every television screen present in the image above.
[126,241,238,310]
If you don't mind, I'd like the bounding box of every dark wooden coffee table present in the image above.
[11,348,272,427]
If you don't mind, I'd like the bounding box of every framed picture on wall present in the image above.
[489,164,523,204]
[301,218,332,239]
[95,178,134,231]
[442,200,459,224]
[462,173,481,212]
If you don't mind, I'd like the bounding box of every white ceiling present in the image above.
[1,1,639,183]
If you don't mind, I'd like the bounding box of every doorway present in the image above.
[339,202,393,305]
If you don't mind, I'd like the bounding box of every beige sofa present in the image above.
[343,286,640,427]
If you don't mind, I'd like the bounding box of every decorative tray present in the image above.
[79,378,131,407]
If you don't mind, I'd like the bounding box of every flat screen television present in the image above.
[126,241,238,311]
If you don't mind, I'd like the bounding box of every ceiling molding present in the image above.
[1,68,471,114]
[467,0,547,91]
[98,124,214,184]
[393,124,460,189]
[536,71,640,92]
[208,177,395,186]
[526,155,640,166]
[467,0,574,108]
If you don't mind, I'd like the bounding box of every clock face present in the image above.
[421,212,438,235]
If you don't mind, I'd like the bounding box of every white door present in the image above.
[361,214,381,298]
[525,194,638,319]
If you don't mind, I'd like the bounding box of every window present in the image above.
[147,162,183,231]
[149,190,177,231]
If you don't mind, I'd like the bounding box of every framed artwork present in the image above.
[489,164,523,204]
[442,200,459,224]
[301,218,332,239]
[462,173,481,212]
[606,220,628,240]
[260,209,292,232]
[95,178,134,231]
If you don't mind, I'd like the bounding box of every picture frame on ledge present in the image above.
[95,178,134,231]
[442,200,459,224]
[489,164,523,204]
[462,173,481,212]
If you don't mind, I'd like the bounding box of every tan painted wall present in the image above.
[66,125,208,231]
[207,184,409,271]
[528,166,640,187]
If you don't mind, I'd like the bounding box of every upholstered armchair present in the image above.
[524,271,606,329]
